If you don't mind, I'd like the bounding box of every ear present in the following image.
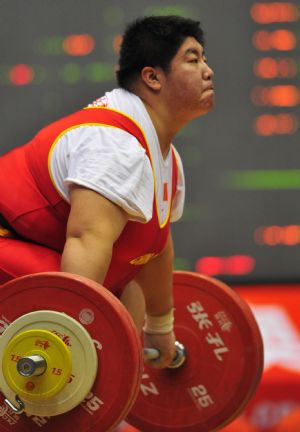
[140,66,163,91]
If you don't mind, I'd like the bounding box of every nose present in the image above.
[204,63,214,80]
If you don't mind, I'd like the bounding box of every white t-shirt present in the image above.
[49,88,185,225]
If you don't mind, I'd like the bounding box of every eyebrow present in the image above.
[185,47,205,57]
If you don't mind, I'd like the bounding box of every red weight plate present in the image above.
[0,272,143,432]
[127,271,264,432]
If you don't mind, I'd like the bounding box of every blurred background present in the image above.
[1,0,299,430]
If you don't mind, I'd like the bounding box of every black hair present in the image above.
[116,15,205,90]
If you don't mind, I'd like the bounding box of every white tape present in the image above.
[143,309,174,334]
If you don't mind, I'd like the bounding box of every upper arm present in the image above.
[67,184,128,243]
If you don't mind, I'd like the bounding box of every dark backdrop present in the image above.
[1,0,299,283]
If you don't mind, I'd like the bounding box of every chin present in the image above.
[199,95,215,114]
[195,103,214,118]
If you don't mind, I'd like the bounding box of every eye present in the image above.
[189,58,199,63]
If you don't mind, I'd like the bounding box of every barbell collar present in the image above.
[17,355,47,377]
[143,341,187,369]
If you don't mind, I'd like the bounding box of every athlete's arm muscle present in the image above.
[61,185,128,283]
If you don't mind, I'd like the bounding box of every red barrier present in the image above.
[236,284,300,431]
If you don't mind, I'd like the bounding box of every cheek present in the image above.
[186,73,204,92]
[176,75,203,95]
[164,72,203,105]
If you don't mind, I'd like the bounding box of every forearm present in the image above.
[136,232,176,368]
[61,233,112,284]
[135,232,174,316]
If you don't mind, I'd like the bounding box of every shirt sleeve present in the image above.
[63,125,154,223]
[170,146,185,223]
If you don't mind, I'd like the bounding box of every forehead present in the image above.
[176,36,204,57]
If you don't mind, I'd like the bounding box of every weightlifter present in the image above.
[0,16,214,369]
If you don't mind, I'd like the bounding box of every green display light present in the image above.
[60,63,81,83]
[37,37,64,55]
[0,65,10,85]
[224,170,300,190]
[85,62,114,82]
[144,5,192,17]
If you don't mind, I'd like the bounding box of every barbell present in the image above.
[0,271,264,431]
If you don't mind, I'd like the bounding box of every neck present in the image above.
[142,99,187,159]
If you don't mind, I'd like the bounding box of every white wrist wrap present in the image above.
[143,309,174,334]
